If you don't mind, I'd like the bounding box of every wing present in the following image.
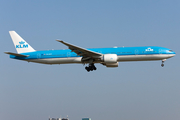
[56,40,102,58]
[4,52,29,57]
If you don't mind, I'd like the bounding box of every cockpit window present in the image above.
[169,50,173,52]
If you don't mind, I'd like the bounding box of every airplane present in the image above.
[5,31,176,72]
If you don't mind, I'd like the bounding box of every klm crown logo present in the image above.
[16,41,28,48]
[145,48,153,51]
[19,41,25,44]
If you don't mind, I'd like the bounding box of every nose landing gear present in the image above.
[161,63,164,67]
[85,63,97,72]
[161,59,166,67]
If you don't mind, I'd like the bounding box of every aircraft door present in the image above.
[159,49,162,54]
[135,50,139,55]
[37,54,41,59]
[67,52,71,57]
[98,51,102,54]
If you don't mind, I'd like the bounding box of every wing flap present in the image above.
[4,52,29,57]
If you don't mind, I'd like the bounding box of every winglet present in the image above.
[56,40,63,42]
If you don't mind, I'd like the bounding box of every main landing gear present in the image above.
[161,59,166,67]
[85,63,97,72]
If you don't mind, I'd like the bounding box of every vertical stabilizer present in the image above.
[9,31,35,53]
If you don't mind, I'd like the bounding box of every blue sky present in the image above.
[1,0,180,120]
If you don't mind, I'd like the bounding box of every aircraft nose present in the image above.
[173,52,176,56]
[172,51,176,55]
[167,50,176,56]
[170,53,176,57]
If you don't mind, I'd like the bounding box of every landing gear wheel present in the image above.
[85,63,97,72]
[85,66,90,72]
[92,66,96,70]
[161,64,164,67]
[90,67,93,71]
[161,59,166,67]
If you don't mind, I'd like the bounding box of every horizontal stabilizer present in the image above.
[4,52,29,57]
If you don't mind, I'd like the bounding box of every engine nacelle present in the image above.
[105,62,118,67]
[102,54,118,63]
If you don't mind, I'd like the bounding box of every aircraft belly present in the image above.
[117,54,173,62]
[27,57,82,64]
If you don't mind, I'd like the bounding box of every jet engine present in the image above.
[102,54,118,67]
[102,54,118,63]
[105,62,118,67]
